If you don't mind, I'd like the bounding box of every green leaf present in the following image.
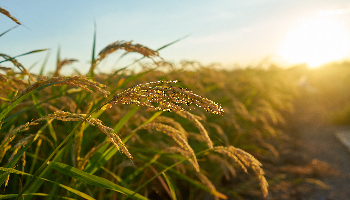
[0,49,49,64]
[84,106,140,174]
[0,82,59,126]
[49,162,149,200]
[136,152,227,199]
[0,139,34,186]
[39,50,51,75]
[0,25,18,37]
[0,167,94,200]
[89,21,97,78]
[124,154,160,183]
[21,140,72,200]
[0,193,75,200]
[162,172,177,200]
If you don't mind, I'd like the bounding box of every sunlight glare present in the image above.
[279,17,350,68]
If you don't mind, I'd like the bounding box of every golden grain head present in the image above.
[177,111,214,149]
[55,59,78,76]
[0,7,21,25]
[98,41,159,61]
[108,80,224,115]
[12,76,110,104]
[213,145,268,198]
[138,122,200,172]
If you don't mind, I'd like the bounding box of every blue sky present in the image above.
[1,0,350,73]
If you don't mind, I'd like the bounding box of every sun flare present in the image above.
[279,16,350,68]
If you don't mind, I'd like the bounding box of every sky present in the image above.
[1,0,350,74]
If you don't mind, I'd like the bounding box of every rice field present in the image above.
[2,7,350,200]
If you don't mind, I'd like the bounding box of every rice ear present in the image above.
[55,59,78,76]
[177,111,214,149]
[137,122,200,172]
[213,146,269,198]
[90,40,159,74]
[106,80,224,115]
[0,7,21,25]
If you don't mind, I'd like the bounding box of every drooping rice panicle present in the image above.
[54,59,78,76]
[90,40,159,74]
[196,171,216,191]
[177,111,213,149]
[11,76,110,103]
[155,116,188,140]
[98,41,159,61]
[78,141,109,170]
[0,54,35,82]
[208,122,229,146]
[8,134,34,164]
[137,122,200,172]
[12,110,133,160]
[213,146,269,198]
[166,146,200,172]
[0,7,21,25]
[208,154,237,180]
[106,80,224,115]
[0,128,16,163]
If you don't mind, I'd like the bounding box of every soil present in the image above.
[267,93,350,200]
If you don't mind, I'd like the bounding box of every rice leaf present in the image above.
[49,161,149,200]
[0,167,94,200]
[89,21,97,78]
[0,82,58,126]
[0,193,76,200]
[0,25,18,38]
[18,140,71,200]
[101,166,130,189]
[162,172,177,200]
[0,139,34,186]
[0,49,49,64]
[39,51,51,75]
[136,153,227,199]
[124,154,160,183]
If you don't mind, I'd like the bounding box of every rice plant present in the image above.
[0,7,303,199]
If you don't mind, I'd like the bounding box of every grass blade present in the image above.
[88,21,96,78]
[0,82,61,126]
[0,193,76,200]
[0,139,34,186]
[162,172,177,200]
[0,25,18,38]
[0,167,94,200]
[0,49,49,64]
[39,50,51,75]
[135,152,227,200]
[49,161,149,200]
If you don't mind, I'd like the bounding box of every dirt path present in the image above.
[288,94,350,199]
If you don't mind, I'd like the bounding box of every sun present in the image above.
[279,16,350,68]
